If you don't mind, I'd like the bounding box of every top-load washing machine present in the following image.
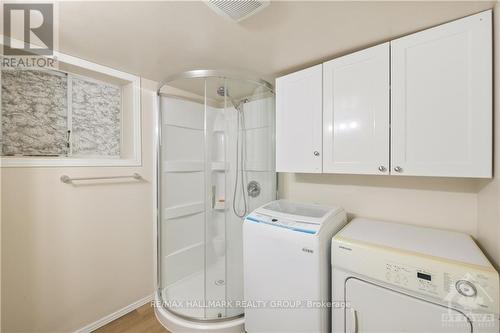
[332,218,499,333]
[243,200,347,333]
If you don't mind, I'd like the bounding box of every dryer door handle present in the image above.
[350,307,358,333]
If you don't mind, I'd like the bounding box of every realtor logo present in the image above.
[3,3,54,56]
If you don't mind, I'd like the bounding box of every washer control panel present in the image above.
[246,213,320,235]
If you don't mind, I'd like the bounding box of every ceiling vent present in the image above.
[206,0,270,22]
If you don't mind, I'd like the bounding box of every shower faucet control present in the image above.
[247,181,261,198]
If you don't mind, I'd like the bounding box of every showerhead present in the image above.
[217,86,247,111]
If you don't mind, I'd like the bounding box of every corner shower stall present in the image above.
[155,71,275,332]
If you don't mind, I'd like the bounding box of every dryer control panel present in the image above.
[333,236,500,316]
[384,263,440,295]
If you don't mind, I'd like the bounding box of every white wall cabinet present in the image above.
[323,43,390,175]
[275,10,492,178]
[276,64,323,173]
[391,10,492,177]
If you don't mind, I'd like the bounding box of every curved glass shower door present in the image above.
[158,73,275,321]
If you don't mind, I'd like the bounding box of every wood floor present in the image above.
[94,303,170,333]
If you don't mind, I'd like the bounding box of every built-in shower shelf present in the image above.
[166,241,204,258]
[211,161,227,171]
[164,202,204,219]
[214,201,225,211]
[163,161,204,173]
[212,129,225,134]
[162,161,230,172]
[244,161,272,172]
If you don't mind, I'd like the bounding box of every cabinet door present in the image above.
[323,43,390,175]
[391,11,492,178]
[276,64,323,173]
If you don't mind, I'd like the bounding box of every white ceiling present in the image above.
[58,1,495,86]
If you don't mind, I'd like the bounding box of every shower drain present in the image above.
[215,279,225,286]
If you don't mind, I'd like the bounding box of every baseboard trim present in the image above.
[74,294,154,333]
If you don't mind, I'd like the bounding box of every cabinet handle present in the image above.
[378,166,387,172]
[394,166,403,173]
[314,151,320,156]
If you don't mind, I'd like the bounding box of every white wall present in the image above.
[476,1,500,270]
[1,78,157,333]
[279,174,479,236]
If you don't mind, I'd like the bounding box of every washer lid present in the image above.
[256,200,342,224]
[245,213,321,235]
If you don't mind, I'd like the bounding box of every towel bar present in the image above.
[60,173,142,184]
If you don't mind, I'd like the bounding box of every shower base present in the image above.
[155,258,244,333]
[154,293,244,333]
[162,259,227,318]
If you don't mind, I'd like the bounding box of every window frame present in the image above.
[0,51,142,167]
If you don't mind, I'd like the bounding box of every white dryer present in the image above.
[243,200,347,333]
[332,218,499,333]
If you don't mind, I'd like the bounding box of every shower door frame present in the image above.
[156,70,274,322]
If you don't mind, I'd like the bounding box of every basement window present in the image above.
[0,52,141,167]
[2,69,69,157]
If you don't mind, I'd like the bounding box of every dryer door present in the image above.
[345,278,472,333]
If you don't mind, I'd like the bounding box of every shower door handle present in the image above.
[211,185,216,209]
